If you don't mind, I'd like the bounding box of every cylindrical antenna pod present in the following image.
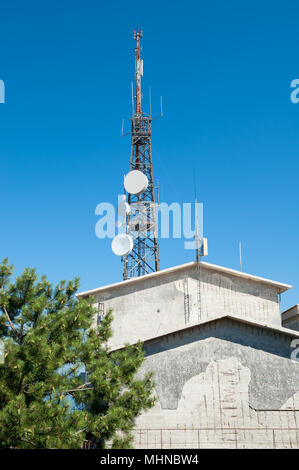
[124,170,148,195]
[111,234,133,257]
[117,201,130,217]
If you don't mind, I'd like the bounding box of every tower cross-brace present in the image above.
[123,28,160,280]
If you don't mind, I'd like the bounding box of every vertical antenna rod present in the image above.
[134,28,143,114]
[239,241,243,271]
[123,28,160,280]
[195,198,200,264]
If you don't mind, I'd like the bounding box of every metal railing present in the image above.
[133,427,299,449]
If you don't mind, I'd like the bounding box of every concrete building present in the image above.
[78,261,299,448]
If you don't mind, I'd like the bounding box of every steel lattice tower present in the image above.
[123,28,160,280]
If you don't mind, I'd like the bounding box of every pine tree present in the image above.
[0,259,155,448]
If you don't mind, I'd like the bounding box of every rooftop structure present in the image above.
[78,261,292,351]
[78,262,299,448]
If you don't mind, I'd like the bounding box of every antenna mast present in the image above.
[123,28,160,280]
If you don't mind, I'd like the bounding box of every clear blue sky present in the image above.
[0,0,298,310]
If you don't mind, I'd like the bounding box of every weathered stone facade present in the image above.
[78,261,299,448]
[282,305,299,332]
[134,320,299,448]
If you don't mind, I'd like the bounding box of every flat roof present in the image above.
[77,261,292,298]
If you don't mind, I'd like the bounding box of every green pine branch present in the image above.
[0,259,155,449]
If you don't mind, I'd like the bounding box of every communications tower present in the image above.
[123,28,160,280]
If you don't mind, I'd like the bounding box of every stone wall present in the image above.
[282,305,299,332]
[132,319,299,449]
[95,266,281,351]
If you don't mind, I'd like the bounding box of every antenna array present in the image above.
[114,29,160,280]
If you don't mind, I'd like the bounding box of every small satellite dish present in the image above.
[117,201,130,217]
[124,170,148,195]
[111,234,133,257]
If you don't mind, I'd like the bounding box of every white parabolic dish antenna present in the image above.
[111,234,133,257]
[124,170,148,195]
